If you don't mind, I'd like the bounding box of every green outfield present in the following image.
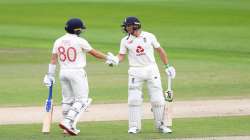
[0,116,250,140]
[0,0,250,139]
[0,0,250,106]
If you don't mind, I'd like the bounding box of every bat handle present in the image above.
[167,76,172,91]
[48,81,53,101]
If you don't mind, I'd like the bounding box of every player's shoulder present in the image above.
[120,35,130,45]
[78,36,89,44]
[141,31,155,38]
[121,35,129,42]
[53,35,64,46]
[54,34,68,42]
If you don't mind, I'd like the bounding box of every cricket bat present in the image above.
[164,77,173,127]
[42,83,53,134]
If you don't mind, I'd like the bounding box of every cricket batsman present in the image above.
[108,16,176,134]
[43,18,119,136]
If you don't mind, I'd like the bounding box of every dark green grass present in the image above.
[0,0,250,106]
[0,116,250,140]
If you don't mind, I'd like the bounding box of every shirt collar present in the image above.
[130,31,145,39]
[66,33,78,37]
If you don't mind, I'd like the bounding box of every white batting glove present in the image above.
[106,52,119,66]
[165,64,176,79]
[43,74,55,87]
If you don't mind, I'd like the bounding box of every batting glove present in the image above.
[106,52,119,66]
[165,64,176,79]
[43,74,55,87]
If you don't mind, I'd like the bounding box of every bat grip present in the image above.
[167,76,172,91]
[45,100,51,112]
[48,81,53,100]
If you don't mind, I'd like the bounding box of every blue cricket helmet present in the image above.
[121,16,141,32]
[65,18,86,35]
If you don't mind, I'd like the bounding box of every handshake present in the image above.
[105,52,119,66]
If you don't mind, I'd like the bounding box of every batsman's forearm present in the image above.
[117,54,125,62]
[89,49,106,60]
[95,52,107,60]
[50,54,58,64]
[158,48,169,65]
[48,54,57,76]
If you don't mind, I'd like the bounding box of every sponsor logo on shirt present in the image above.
[136,46,146,56]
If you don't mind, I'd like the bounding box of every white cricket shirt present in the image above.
[119,31,161,67]
[52,33,92,69]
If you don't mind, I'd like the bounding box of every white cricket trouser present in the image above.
[128,64,165,104]
[59,69,89,105]
[59,68,90,129]
[128,64,165,129]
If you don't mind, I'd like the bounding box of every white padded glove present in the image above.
[106,52,119,66]
[43,74,55,87]
[165,65,176,79]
